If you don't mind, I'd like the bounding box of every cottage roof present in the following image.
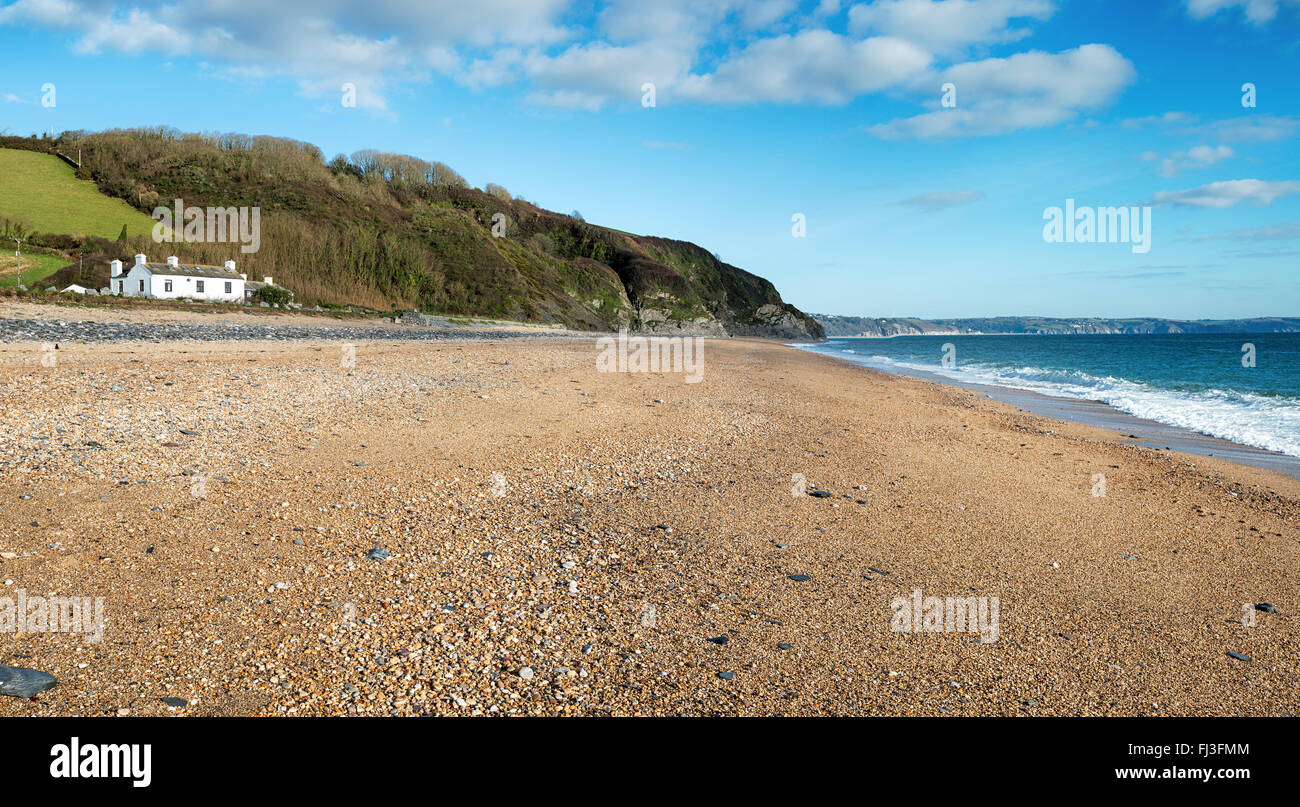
[142,262,242,280]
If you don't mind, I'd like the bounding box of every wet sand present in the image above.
[829,358,1300,480]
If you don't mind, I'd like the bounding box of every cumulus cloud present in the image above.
[676,31,931,104]
[868,44,1136,138]
[1148,179,1300,208]
[848,0,1055,54]
[0,0,1126,125]
[0,0,574,110]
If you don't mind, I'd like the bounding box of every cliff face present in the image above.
[815,314,1300,336]
[34,129,820,338]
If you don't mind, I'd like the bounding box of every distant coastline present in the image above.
[813,314,1300,338]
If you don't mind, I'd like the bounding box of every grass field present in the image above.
[0,148,159,240]
[0,252,70,288]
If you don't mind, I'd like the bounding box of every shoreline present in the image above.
[793,343,1300,481]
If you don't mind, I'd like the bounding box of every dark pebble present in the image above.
[1255,603,1279,614]
[0,665,57,698]
[809,490,831,498]
[1226,652,1252,662]
[707,635,728,645]
[717,671,735,680]
[777,643,792,650]
[788,574,810,581]
[161,697,189,708]
[365,547,391,560]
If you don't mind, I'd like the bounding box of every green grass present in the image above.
[0,148,159,240]
[0,253,68,288]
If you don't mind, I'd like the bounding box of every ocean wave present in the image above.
[795,345,1300,457]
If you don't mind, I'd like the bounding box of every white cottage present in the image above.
[109,254,245,303]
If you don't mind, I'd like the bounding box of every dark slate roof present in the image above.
[141,262,242,280]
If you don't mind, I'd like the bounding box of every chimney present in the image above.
[224,260,237,273]
[167,256,179,267]
[134,253,146,266]
[263,276,273,286]
[110,259,122,277]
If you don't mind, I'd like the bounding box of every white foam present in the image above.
[795,345,1300,457]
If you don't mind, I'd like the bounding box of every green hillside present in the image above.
[0,252,68,288]
[3,129,821,337]
[0,148,159,240]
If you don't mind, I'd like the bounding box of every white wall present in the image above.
[111,266,244,302]
[149,273,244,303]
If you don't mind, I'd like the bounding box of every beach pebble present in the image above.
[0,666,57,698]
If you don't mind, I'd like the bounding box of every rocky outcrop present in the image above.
[728,303,824,339]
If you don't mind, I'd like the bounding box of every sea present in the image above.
[794,333,1300,460]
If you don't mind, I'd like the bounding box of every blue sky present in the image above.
[1,0,1298,319]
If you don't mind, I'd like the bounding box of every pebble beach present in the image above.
[1,308,1297,716]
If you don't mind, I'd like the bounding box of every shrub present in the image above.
[253,284,293,305]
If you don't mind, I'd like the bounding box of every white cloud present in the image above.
[1143,144,1235,177]
[1149,179,1300,208]
[898,189,983,210]
[1184,0,1300,24]
[0,0,575,111]
[523,40,696,109]
[1229,221,1300,239]
[848,0,1055,54]
[0,0,1128,127]
[1174,115,1300,143]
[1121,111,1194,130]
[868,44,1135,138]
[676,31,931,104]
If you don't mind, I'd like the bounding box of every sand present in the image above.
[0,335,1295,716]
